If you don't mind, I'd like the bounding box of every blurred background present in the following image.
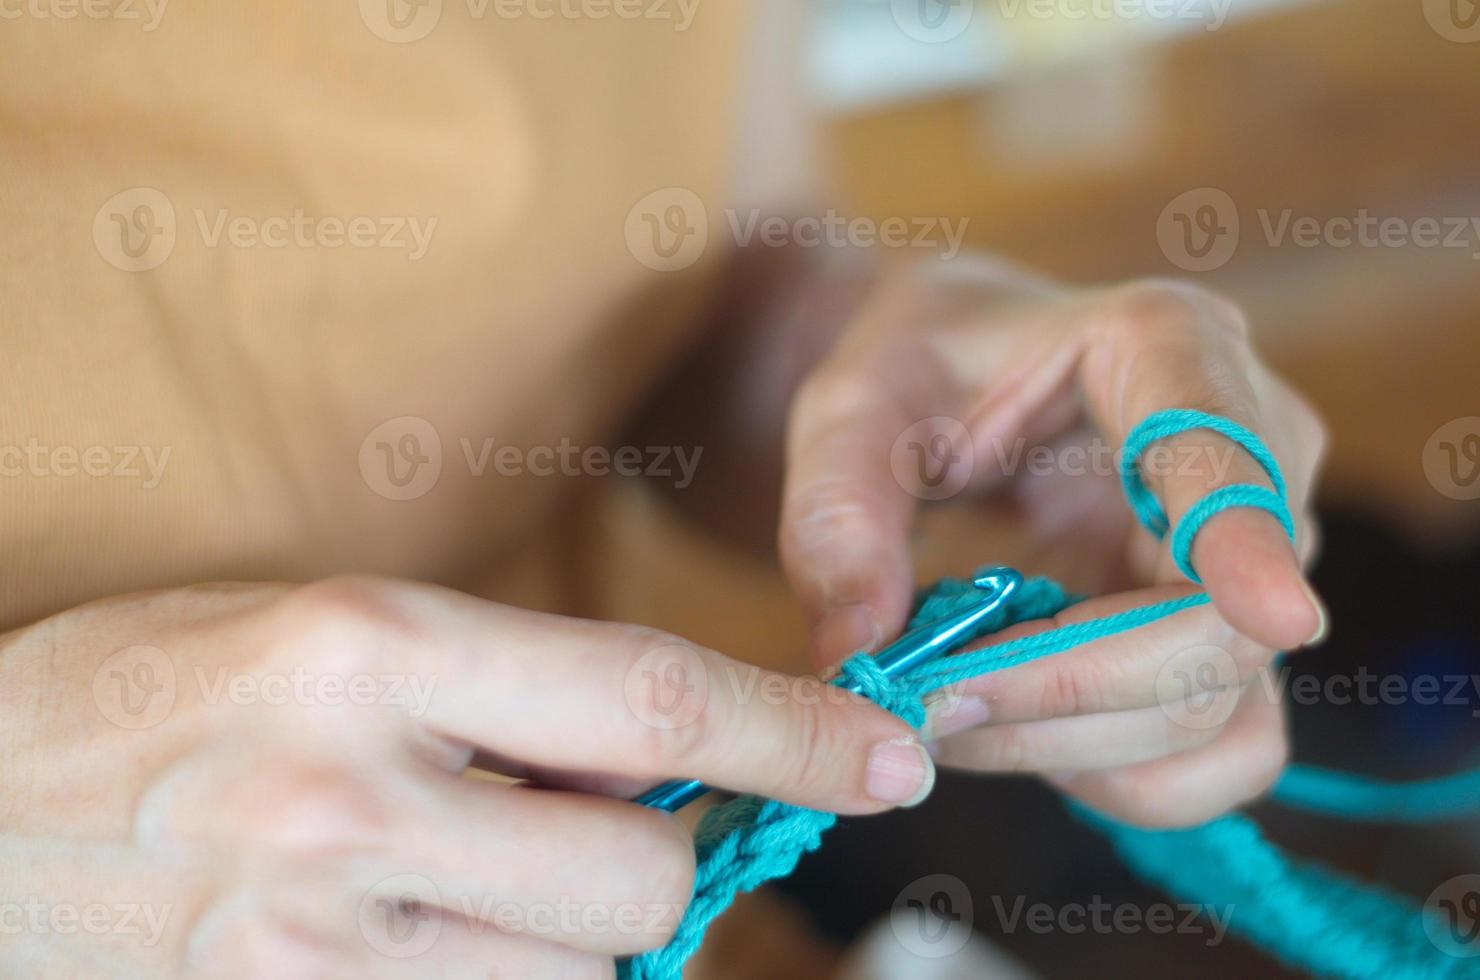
[638,0,1480,976]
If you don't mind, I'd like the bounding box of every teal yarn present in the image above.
[1273,766,1480,823]
[1171,483,1295,582]
[1119,408,1293,582]
[620,409,1480,979]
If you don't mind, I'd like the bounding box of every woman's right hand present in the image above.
[1,577,931,978]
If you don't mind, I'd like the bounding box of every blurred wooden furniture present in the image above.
[827,0,1480,547]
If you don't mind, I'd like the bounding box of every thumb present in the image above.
[779,365,941,668]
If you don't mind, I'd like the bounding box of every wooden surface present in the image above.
[826,0,1480,546]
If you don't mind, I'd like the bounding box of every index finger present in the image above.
[297,578,933,815]
[1074,282,1326,651]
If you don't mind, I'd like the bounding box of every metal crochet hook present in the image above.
[633,566,1023,812]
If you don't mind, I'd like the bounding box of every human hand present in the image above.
[778,259,1328,826]
[1,577,929,976]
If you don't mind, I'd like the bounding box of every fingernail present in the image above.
[921,695,991,741]
[1300,580,1329,648]
[816,603,881,661]
[866,737,935,807]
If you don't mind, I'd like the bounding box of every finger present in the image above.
[778,267,1078,667]
[930,700,1225,773]
[383,778,694,957]
[287,579,932,814]
[1073,282,1326,650]
[353,907,617,980]
[920,584,1268,732]
[778,360,923,667]
[1046,669,1289,828]
[192,874,616,978]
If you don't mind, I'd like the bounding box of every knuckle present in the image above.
[1244,728,1291,797]
[774,699,837,794]
[793,365,876,430]
[1099,768,1201,828]
[271,576,410,671]
[610,811,694,951]
[185,892,313,977]
[618,631,721,769]
[978,725,1032,772]
[780,479,881,559]
[1040,659,1093,719]
[1100,279,1249,344]
[236,768,393,853]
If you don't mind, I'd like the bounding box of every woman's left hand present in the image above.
[778,257,1329,827]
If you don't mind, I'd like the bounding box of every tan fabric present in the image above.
[0,3,744,629]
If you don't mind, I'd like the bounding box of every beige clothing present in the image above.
[0,3,746,630]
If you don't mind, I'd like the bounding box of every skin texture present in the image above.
[775,256,1329,828]
[0,577,927,977]
[1,5,1334,972]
